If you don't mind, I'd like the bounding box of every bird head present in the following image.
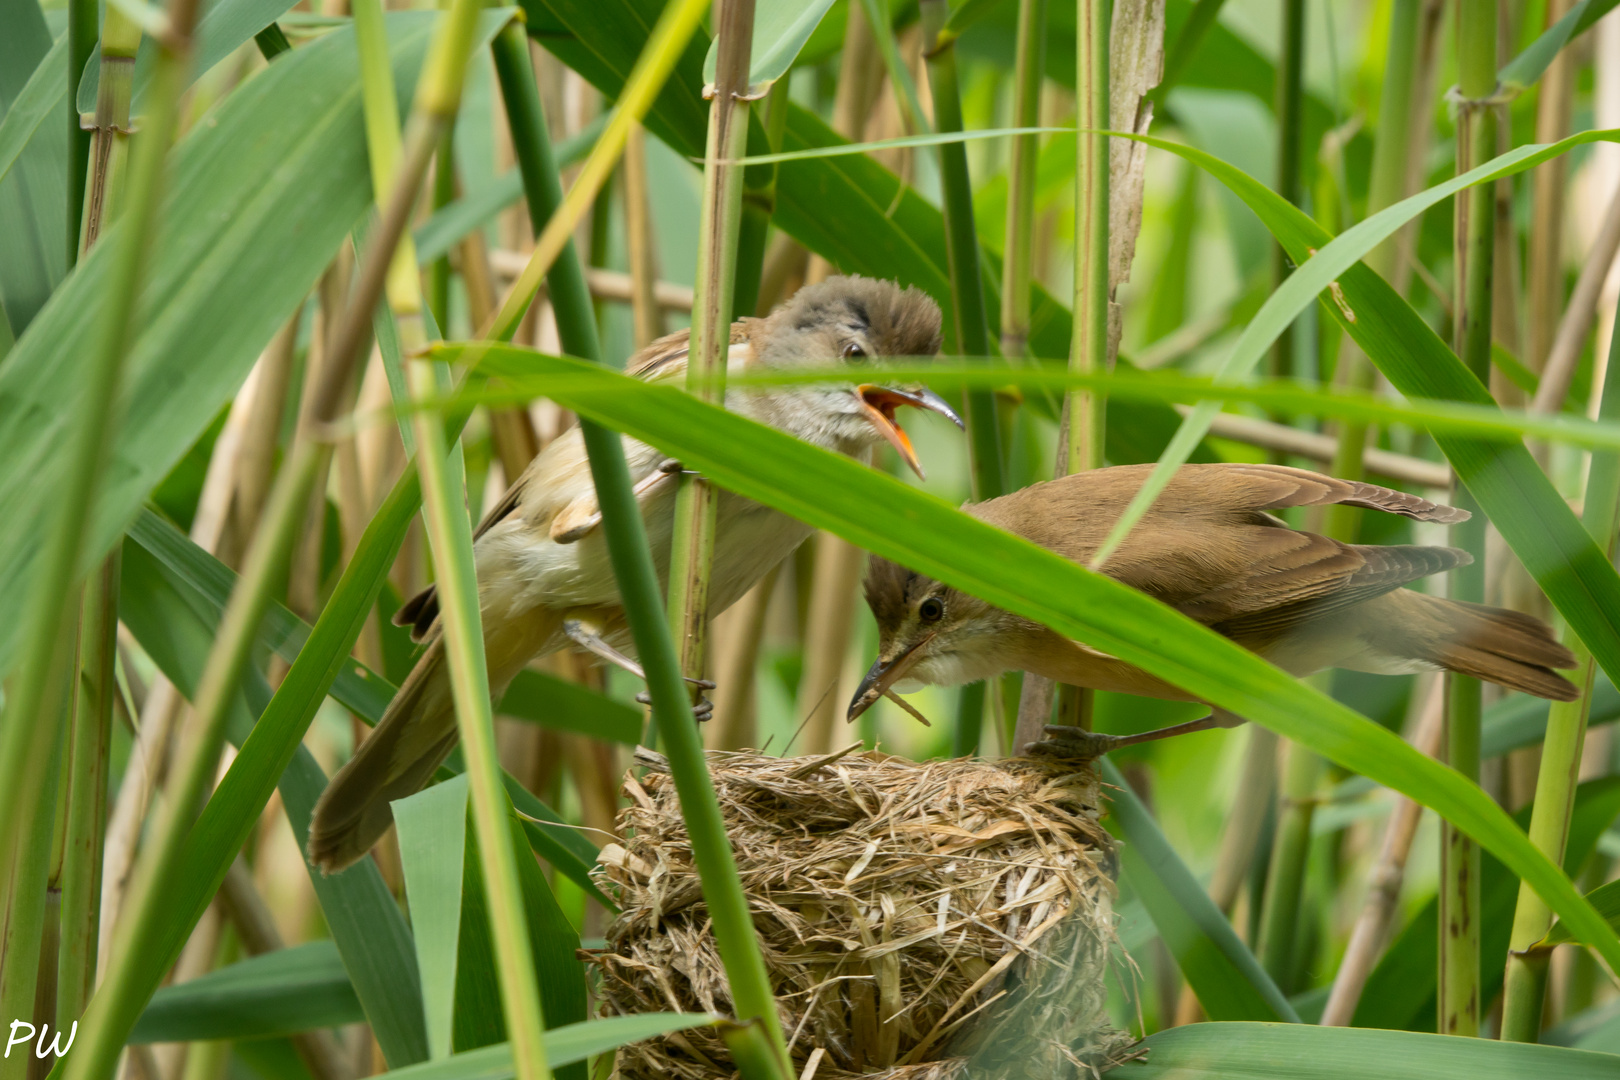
[750,275,959,477]
[847,556,1023,723]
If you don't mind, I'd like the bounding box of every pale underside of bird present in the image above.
[308,275,955,872]
[850,462,1578,754]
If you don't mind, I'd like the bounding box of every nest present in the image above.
[590,746,1136,1079]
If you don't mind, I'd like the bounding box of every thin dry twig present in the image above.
[1532,181,1620,415]
[1319,678,1445,1025]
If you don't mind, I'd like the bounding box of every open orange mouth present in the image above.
[855,385,964,480]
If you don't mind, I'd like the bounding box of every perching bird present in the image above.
[848,462,1578,755]
[310,275,956,872]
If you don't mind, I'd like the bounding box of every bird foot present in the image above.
[635,690,714,722]
[1025,724,1126,762]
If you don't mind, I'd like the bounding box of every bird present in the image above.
[847,462,1579,757]
[310,275,958,872]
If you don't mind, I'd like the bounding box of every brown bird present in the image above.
[310,276,957,872]
[848,462,1578,755]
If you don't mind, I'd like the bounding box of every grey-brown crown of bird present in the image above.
[850,463,1578,753]
[307,275,958,873]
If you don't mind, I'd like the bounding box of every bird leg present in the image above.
[1026,709,1244,761]
[561,614,716,720]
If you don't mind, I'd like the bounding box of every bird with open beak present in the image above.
[310,275,959,872]
[849,463,1578,757]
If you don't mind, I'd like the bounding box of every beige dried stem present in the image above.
[1532,182,1620,417]
[231,316,300,558]
[1015,0,1163,754]
[708,564,782,750]
[797,533,868,755]
[97,352,267,972]
[287,257,355,622]
[794,2,891,756]
[623,122,665,349]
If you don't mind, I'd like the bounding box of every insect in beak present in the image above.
[847,634,934,722]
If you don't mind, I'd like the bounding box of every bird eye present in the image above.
[842,342,867,361]
[919,597,945,622]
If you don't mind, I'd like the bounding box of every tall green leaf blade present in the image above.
[117,542,432,1067]
[700,0,839,86]
[371,1015,722,1080]
[1498,0,1620,91]
[448,344,1620,972]
[395,778,471,1062]
[131,942,364,1043]
[0,0,68,333]
[277,757,432,1067]
[1101,759,1297,1022]
[1541,878,1620,949]
[450,803,587,1080]
[127,505,617,888]
[1112,1022,1620,1079]
[0,33,65,190]
[499,670,642,744]
[0,12,449,677]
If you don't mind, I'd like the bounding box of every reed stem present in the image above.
[1319,0,1422,541]
[1439,0,1497,1038]
[1067,0,1110,477]
[478,0,713,344]
[1267,0,1304,388]
[55,553,118,1029]
[496,19,788,1071]
[622,123,664,348]
[0,713,64,1080]
[429,123,458,332]
[920,0,1002,501]
[78,6,140,253]
[1500,307,1620,1042]
[922,0,1005,758]
[67,0,97,260]
[1257,719,1322,991]
[667,0,756,695]
[489,24,602,362]
[0,0,153,968]
[999,0,1046,362]
[355,6,556,1077]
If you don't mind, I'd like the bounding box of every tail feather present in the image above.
[308,639,458,874]
[1417,596,1579,702]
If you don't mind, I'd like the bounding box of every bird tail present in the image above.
[308,638,459,874]
[1405,593,1579,701]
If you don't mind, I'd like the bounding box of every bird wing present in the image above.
[543,325,757,542]
[1204,544,1471,648]
[968,461,1469,636]
[393,327,755,641]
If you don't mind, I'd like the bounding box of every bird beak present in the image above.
[855,385,964,480]
[846,635,933,723]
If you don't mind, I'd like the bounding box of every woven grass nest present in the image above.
[590,745,1136,1080]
